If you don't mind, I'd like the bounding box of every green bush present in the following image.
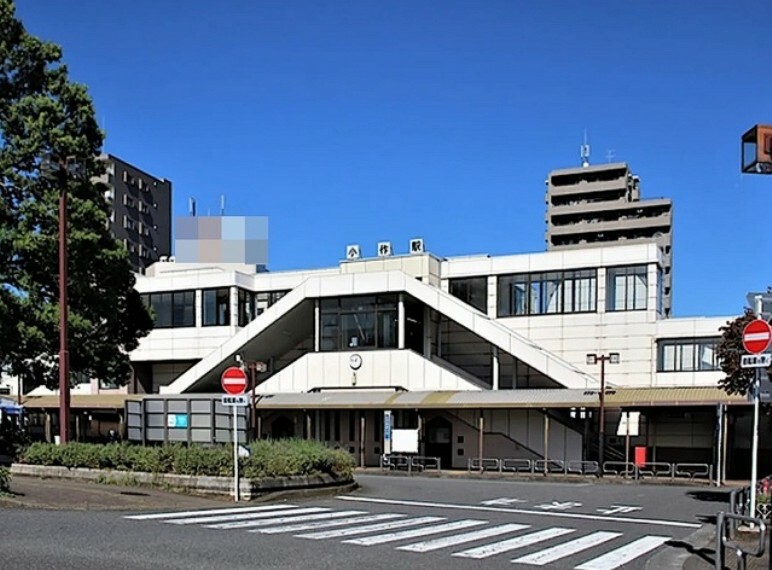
[19,439,354,480]
[0,466,10,493]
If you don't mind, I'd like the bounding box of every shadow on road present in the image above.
[688,490,730,503]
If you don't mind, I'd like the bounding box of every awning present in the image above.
[253,386,747,411]
[0,397,23,415]
[19,394,141,410]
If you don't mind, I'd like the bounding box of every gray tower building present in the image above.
[545,162,673,316]
[98,154,172,273]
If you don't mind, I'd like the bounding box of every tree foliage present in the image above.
[0,0,152,389]
[717,307,772,397]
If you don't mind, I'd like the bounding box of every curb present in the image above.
[11,464,354,500]
[645,524,715,570]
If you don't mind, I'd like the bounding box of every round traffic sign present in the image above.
[221,366,248,395]
[742,319,772,354]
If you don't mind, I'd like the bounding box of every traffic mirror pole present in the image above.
[750,295,764,522]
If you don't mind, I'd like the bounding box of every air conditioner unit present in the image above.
[409,238,424,254]
[377,241,392,257]
[345,244,361,260]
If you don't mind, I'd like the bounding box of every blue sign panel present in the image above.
[384,411,391,440]
[167,414,189,428]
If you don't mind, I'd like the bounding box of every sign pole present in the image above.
[751,367,760,520]
[233,404,239,502]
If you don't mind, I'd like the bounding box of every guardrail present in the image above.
[715,512,767,570]
[381,454,441,474]
[464,457,715,482]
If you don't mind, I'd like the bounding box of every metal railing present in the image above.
[715,512,767,570]
[380,454,441,473]
[464,457,714,482]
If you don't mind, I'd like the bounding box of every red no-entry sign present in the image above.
[221,366,248,395]
[742,319,772,355]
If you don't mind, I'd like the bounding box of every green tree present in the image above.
[717,307,772,398]
[0,0,152,390]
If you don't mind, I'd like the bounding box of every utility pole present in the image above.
[586,352,620,476]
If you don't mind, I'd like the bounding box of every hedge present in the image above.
[19,439,355,479]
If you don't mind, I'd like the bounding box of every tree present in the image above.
[0,0,152,390]
[717,306,772,400]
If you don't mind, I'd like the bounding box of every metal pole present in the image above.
[478,413,484,472]
[233,405,239,502]
[716,404,723,487]
[751,367,760,521]
[58,169,70,445]
[599,356,606,475]
[250,365,256,439]
[359,413,365,468]
[625,411,630,474]
[543,410,549,475]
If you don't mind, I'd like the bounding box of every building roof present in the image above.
[20,394,142,410]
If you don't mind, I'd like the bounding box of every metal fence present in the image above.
[714,512,767,570]
[465,457,714,481]
[380,454,442,473]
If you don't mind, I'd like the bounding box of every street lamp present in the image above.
[41,154,81,445]
[586,352,620,475]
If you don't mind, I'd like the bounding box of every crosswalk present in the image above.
[123,504,672,568]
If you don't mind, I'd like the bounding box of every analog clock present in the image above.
[349,353,363,370]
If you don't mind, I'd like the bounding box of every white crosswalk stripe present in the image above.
[575,535,671,570]
[124,504,297,521]
[452,527,575,559]
[397,523,530,553]
[511,531,622,565]
[206,510,367,530]
[297,516,446,540]
[166,506,328,525]
[254,513,407,534]
[343,519,486,546]
[123,504,673,567]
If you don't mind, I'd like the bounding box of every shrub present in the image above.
[0,467,10,493]
[18,439,355,480]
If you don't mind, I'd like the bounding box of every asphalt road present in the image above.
[0,474,725,570]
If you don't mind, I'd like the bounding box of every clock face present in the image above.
[349,354,362,370]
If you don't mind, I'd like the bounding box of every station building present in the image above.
[100,239,755,476]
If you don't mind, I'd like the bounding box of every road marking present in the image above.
[343,519,486,546]
[167,507,329,525]
[452,528,575,559]
[124,504,297,521]
[298,516,445,540]
[511,531,622,565]
[481,498,527,506]
[206,510,367,530]
[575,535,671,570]
[254,513,406,534]
[336,496,701,529]
[535,501,583,511]
[596,506,642,515]
[398,523,530,553]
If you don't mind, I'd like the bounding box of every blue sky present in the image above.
[16,0,772,317]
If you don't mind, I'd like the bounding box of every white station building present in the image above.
[114,240,755,473]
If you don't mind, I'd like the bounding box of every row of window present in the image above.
[657,337,721,372]
[140,288,288,329]
[450,265,650,317]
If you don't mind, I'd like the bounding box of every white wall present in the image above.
[257,350,485,393]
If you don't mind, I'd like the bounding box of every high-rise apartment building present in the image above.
[98,154,172,273]
[545,162,673,316]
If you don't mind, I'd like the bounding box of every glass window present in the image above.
[319,295,399,351]
[449,277,488,313]
[142,290,195,328]
[237,289,253,327]
[203,288,230,326]
[254,290,290,317]
[657,338,720,372]
[497,270,596,317]
[656,267,664,316]
[606,265,648,311]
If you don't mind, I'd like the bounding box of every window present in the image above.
[657,338,721,372]
[202,288,230,326]
[606,265,648,311]
[498,269,597,317]
[237,289,254,327]
[140,290,195,328]
[320,295,398,351]
[254,290,290,317]
[657,267,664,316]
[449,277,488,313]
